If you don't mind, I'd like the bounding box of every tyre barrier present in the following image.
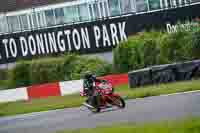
[128,60,200,88]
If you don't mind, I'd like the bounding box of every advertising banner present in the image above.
[0,4,200,64]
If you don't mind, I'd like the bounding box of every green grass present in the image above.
[0,79,200,117]
[0,94,85,117]
[57,117,200,133]
[116,79,200,99]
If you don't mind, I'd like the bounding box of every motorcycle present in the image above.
[81,82,125,113]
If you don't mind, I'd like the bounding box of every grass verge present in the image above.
[116,79,200,99]
[0,94,84,117]
[0,79,200,117]
[57,117,200,133]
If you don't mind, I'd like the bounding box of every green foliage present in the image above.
[159,31,192,63]
[68,57,112,80]
[96,63,113,76]
[9,54,112,88]
[190,31,200,59]
[29,58,65,84]
[0,69,8,80]
[114,31,162,72]
[114,30,200,72]
[10,61,31,87]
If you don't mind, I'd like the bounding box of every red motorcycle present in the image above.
[81,82,125,113]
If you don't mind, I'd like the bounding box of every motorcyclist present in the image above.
[83,71,107,108]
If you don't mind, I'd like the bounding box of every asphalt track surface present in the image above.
[1,91,200,133]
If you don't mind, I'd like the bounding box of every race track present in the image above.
[1,91,200,133]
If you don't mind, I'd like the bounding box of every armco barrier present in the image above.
[128,60,200,88]
[128,68,152,88]
[0,74,128,103]
[151,64,176,84]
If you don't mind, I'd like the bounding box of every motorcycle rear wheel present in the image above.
[113,96,126,108]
